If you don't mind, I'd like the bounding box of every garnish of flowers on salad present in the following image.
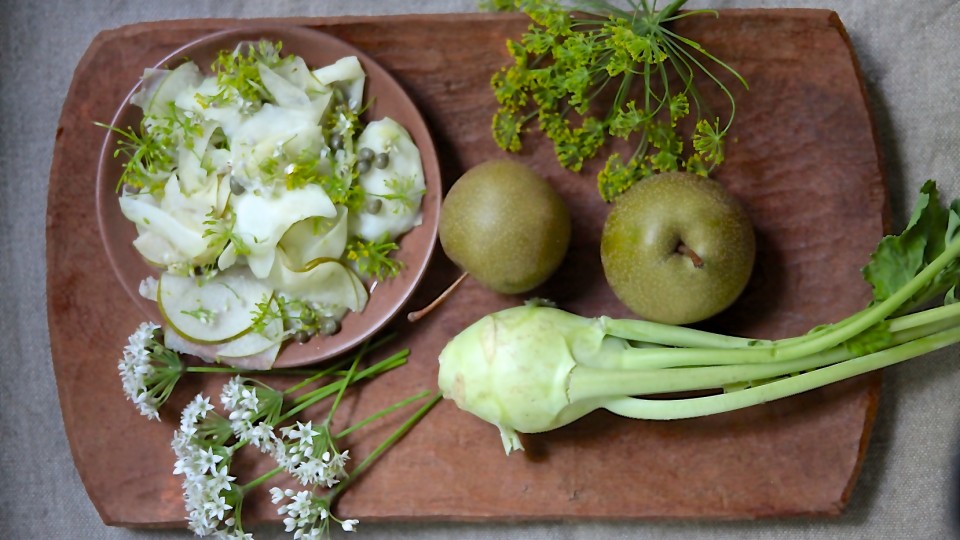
[100,40,426,370]
[108,40,440,539]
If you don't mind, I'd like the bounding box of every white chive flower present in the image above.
[172,393,240,537]
[270,488,339,540]
[276,421,350,488]
[220,376,283,446]
[117,321,163,420]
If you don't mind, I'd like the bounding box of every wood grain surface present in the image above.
[47,10,889,527]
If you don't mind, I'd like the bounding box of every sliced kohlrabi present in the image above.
[352,118,426,241]
[160,173,218,231]
[176,77,245,134]
[133,231,188,267]
[115,45,426,359]
[258,62,310,109]
[120,194,209,261]
[313,56,365,111]
[132,61,203,119]
[176,121,218,194]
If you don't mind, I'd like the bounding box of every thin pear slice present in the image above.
[268,250,367,313]
[219,342,282,370]
[279,207,349,270]
[158,267,273,343]
[164,325,281,370]
[219,299,284,358]
[232,183,336,279]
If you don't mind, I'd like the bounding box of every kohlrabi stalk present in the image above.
[437,180,960,454]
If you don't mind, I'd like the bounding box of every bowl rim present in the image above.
[95,24,441,368]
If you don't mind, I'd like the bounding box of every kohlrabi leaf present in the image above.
[862,180,960,313]
[946,285,959,305]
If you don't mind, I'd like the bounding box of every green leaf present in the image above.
[946,284,959,305]
[861,180,960,312]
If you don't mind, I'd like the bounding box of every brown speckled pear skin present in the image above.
[439,159,571,294]
[48,10,887,528]
[601,172,756,325]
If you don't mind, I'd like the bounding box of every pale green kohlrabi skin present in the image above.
[437,304,626,454]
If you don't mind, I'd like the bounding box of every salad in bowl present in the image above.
[97,26,440,368]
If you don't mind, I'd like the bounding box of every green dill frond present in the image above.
[95,120,176,193]
[210,40,293,108]
[202,209,251,256]
[377,176,426,214]
[491,0,746,200]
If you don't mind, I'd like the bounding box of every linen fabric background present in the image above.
[2,1,958,538]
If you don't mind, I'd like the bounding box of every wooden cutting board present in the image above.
[47,10,889,527]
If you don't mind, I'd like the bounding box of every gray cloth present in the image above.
[2,0,958,538]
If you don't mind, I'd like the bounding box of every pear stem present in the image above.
[676,244,704,268]
[407,272,470,323]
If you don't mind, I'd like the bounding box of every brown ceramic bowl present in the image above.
[96,26,441,368]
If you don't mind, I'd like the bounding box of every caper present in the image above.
[293,330,312,343]
[229,177,245,195]
[122,184,140,195]
[319,318,340,336]
[365,198,383,214]
[374,152,390,169]
[357,159,371,174]
[299,310,316,326]
[357,147,375,162]
[329,133,344,150]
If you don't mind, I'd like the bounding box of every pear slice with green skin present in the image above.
[157,266,273,344]
[215,173,232,216]
[268,249,368,313]
[278,207,350,270]
[232,182,337,279]
[163,324,282,370]
[218,297,284,358]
